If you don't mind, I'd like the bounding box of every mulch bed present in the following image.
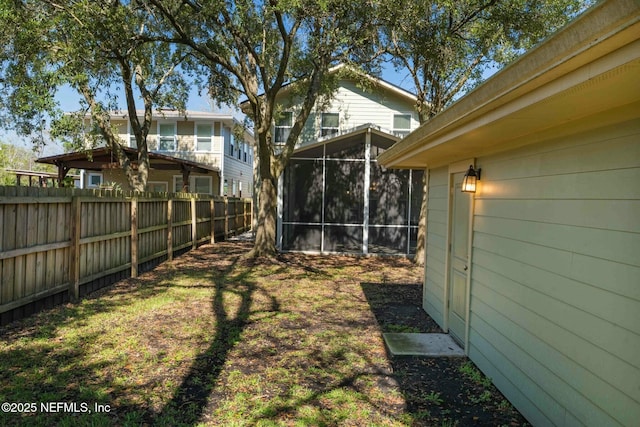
[364,281,530,426]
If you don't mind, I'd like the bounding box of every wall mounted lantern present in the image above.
[461,165,481,193]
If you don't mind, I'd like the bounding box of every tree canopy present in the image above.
[0,0,594,258]
[142,0,378,257]
[380,0,594,122]
[0,0,195,190]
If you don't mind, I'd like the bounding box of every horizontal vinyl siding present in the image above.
[222,157,253,198]
[295,80,418,145]
[423,167,448,328]
[468,119,640,426]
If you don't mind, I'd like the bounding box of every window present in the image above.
[193,176,212,194]
[275,112,293,143]
[87,173,103,188]
[223,178,228,196]
[232,179,237,196]
[238,142,242,160]
[239,181,243,197]
[148,181,168,192]
[196,124,212,151]
[393,114,412,138]
[229,133,235,157]
[172,176,211,194]
[173,176,185,193]
[321,113,339,138]
[159,123,176,151]
[129,134,137,148]
[243,143,248,162]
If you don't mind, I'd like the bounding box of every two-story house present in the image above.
[266,70,425,255]
[38,110,254,197]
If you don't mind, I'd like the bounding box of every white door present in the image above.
[448,172,471,346]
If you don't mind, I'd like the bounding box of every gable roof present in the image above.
[239,65,417,112]
[378,0,640,169]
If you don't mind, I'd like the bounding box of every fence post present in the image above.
[191,197,197,249]
[131,198,138,278]
[224,198,229,238]
[69,196,81,300]
[235,199,240,234]
[167,198,173,261]
[210,198,215,244]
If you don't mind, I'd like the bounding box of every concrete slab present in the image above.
[383,333,465,357]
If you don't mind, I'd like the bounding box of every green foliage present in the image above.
[380,0,595,121]
[459,361,492,387]
[0,0,195,191]
[423,391,443,405]
[0,141,53,185]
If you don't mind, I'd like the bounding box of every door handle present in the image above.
[463,265,468,271]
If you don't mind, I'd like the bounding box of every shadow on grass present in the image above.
[152,247,280,425]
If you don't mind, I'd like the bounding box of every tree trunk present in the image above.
[247,175,277,258]
[413,169,428,266]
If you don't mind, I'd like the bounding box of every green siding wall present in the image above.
[466,119,640,426]
[424,167,449,328]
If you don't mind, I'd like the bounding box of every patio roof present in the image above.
[36,147,219,185]
[37,147,219,174]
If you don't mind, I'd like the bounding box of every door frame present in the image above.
[443,159,476,353]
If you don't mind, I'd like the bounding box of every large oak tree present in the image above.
[144,0,377,257]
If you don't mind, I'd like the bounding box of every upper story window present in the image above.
[229,132,235,157]
[243,143,248,162]
[159,123,176,151]
[393,114,412,138]
[321,113,339,138]
[275,112,293,144]
[196,124,212,151]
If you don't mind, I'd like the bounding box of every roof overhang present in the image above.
[378,0,640,169]
[36,147,220,174]
[291,124,400,157]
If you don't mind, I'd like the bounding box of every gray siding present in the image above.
[222,125,253,198]
[423,166,449,328]
[468,119,640,426]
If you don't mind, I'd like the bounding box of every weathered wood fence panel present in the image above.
[0,186,252,324]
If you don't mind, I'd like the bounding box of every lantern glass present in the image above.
[461,165,480,193]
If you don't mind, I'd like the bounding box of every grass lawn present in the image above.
[0,241,528,426]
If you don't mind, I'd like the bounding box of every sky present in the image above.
[1,62,494,158]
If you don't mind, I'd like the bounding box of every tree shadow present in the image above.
[152,247,280,425]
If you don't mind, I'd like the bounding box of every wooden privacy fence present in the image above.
[0,186,252,324]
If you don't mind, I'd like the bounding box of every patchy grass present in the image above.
[0,241,528,426]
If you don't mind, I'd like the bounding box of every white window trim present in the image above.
[320,112,340,138]
[173,175,185,193]
[194,122,214,152]
[275,111,293,144]
[172,175,213,194]
[192,175,213,194]
[87,172,103,188]
[392,113,413,138]
[158,122,177,151]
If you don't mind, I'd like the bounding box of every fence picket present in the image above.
[0,186,251,322]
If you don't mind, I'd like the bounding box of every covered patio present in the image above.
[37,146,220,192]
